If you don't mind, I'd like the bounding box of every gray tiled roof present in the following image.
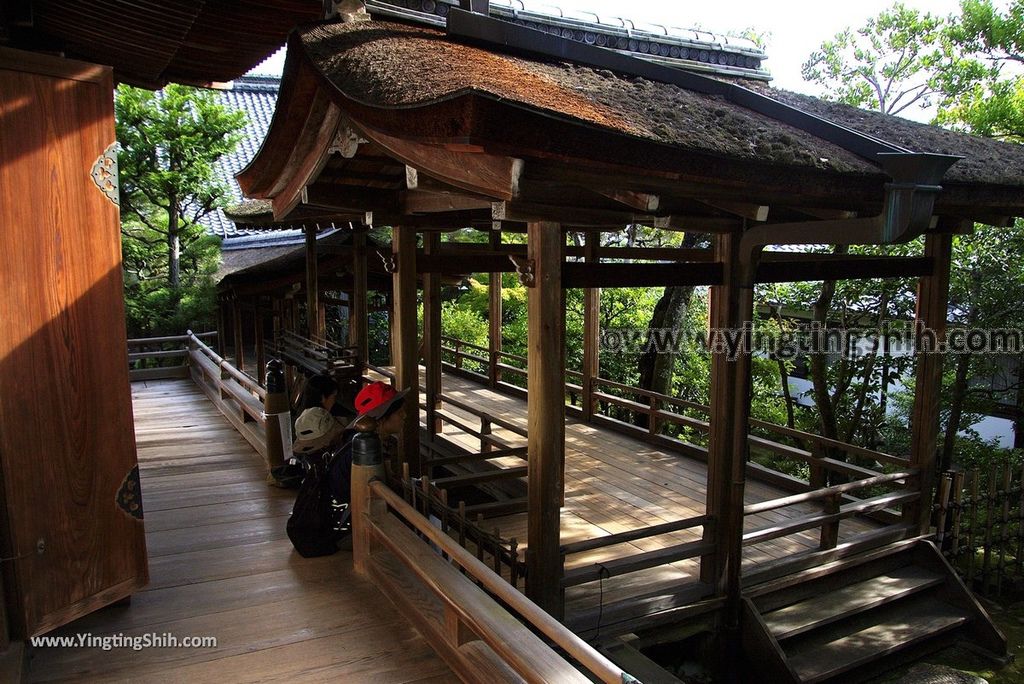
[202,74,305,245]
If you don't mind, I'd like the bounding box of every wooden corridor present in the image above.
[426,371,882,618]
[23,380,451,683]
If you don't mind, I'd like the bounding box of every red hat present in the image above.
[353,381,408,420]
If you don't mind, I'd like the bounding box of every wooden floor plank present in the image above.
[409,371,886,616]
[24,380,451,683]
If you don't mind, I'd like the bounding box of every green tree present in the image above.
[937,0,1024,140]
[801,3,946,115]
[116,84,245,334]
[801,1,1024,469]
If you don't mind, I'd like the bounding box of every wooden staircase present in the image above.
[741,539,1007,683]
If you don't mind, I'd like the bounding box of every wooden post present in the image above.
[232,297,245,373]
[351,231,369,365]
[906,233,952,534]
[582,231,600,422]
[254,303,265,386]
[424,232,443,437]
[304,224,321,339]
[701,231,754,638]
[525,221,565,617]
[216,298,228,357]
[489,229,503,388]
[393,226,421,477]
[350,429,386,575]
[820,492,841,551]
[263,359,290,472]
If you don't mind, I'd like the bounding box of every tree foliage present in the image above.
[801,3,946,114]
[801,1,1024,469]
[115,84,246,336]
[937,0,1024,140]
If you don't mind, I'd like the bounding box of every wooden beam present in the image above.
[350,232,369,364]
[756,256,933,283]
[269,95,343,220]
[590,247,715,262]
[403,190,492,214]
[353,118,523,200]
[424,232,442,437]
[417,253,515,274]
[304,226,322,339]
[562,262,723,288]
[696,200,769,222]
[596,189,660,212]
[302,184,401,214]
[906,233,952,533]
[526,220,565,617]
[392,225,421,476]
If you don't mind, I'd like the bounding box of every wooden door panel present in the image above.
[0,48,148,637]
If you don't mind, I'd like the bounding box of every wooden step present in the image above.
[764,565,944,641]
[785,600,967,684]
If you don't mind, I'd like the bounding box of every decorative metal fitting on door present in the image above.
[90,142,121,207]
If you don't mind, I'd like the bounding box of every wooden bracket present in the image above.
[508,254,535,287]
[378,250,398,273]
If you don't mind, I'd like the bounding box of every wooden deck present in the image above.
[23,380,451,683]
[427,371,881,616]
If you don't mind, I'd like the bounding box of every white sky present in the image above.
[250,0,966,116]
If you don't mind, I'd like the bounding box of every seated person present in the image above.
[292,375,346,456]
[287,379,408,552]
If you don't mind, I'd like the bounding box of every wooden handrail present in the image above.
[560,514,708,556]
[743,470,916,516]
[742,491,919,547]
[440,335,490,354]
[127,331,217,382]
[188,331,266,401]
[364,362,396,380]
[440,392,528,438]
[127,331,216,346]
[368,480,627,683]
[749,418,910,467]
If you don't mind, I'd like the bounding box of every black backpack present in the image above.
[286,444,351,558]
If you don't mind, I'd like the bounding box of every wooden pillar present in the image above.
[489,230,503,387]
[525,221,565,617]
[351,232,369,365]
[582,230,600,421]
[304,225,321,340]
[393,226,421,477]
[232,297,244,372]
[702,231,754,632]
[424,232,443,436]
[907,232,953,533]
[216,298,228,357]
[254,303,265,386]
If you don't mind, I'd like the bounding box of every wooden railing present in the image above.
[269,329,361,380]
[401,470,526,588]
[186,330,268,459]
[127,332,216,382]
[430,335,921,583]
[352,466,631,684]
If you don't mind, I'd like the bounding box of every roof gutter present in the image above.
[737,152,960,286]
